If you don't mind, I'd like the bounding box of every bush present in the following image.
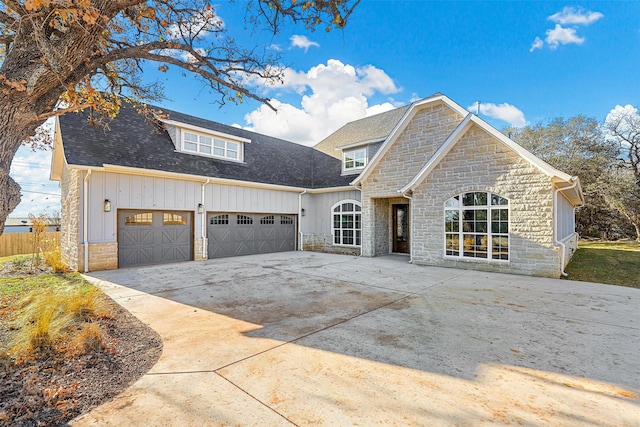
[43,246,68,273]
[4,284,112,358]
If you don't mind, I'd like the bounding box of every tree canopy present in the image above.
[0,0,360,233]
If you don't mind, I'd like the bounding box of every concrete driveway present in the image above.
[72,252,640,426]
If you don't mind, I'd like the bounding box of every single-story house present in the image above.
[50,93,583,277]
[4,217,60,233]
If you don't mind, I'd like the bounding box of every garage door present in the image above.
[208,213,296,259]
[118,210,193,267]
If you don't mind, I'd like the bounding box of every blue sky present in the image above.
[9,0,640,217]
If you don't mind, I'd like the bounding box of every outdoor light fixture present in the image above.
[301,208,306,217]
[198,203,204,214]
[104,199,111,212]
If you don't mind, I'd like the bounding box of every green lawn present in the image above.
[564,241,640,288]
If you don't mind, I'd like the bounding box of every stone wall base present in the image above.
[303,234,360,256]
[77,243,118,272]
[194,238,207,261]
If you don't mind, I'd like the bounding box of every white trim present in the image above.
[160,118,251,143]
[336,137,386,150]
[331,199,362,247]
[351,95,467,186]
[181,129,244,162]
[443,192,510,263]
[342,146,368,174]
[400,113,473,193]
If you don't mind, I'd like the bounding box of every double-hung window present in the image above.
[444,192,509,261]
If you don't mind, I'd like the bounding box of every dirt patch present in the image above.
[0,261,163,426]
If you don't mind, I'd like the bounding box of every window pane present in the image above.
[344,203,354,212]
[214,147,225,156]
[227,141,239,151]
[491,194,508,206]
[214,139,225,148]
[227,150,238,159]
[125,213,152,226]
[184,132,197,142]
[334,215,341,229]
[200,136,212,146]
[199,145,211,154]
[334,231,340,244]
[355,205,361,212]
[164,213,187,225]
[184,141,197,152]
[445,196,459,207]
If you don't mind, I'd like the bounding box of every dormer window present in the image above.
[343,147,367,173]
[182,130,242,161]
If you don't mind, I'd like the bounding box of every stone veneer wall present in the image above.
[361,103,464,257]
[60,167,81,270]
[411,125,561,277]
[303,234,360,256]
[194,238,206,261]
[77,243,118,271]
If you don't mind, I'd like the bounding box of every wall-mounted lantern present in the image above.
[104,199,112,212]
[198,203,204,214]
[301,208,306,217]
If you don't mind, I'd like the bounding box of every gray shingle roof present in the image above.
[58,104,353,189]
[314,105,411,159]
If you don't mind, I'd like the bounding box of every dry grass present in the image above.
[1,277,113,359]
[43,246,68,273]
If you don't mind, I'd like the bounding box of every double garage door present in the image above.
[208,212,296,259]
[118,210,296,267]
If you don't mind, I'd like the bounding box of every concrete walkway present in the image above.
[72,252,640,426]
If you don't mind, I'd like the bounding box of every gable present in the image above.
[358,101,465,196]
[314,105,410,159]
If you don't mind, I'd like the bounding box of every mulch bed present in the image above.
[0,261,163,427]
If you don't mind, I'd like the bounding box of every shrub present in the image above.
[43,246,68,273]
[5,284,112,358]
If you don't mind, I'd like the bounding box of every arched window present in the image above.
[444,192,509,261]
[332,200,361,246]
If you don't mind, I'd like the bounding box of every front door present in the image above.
[392,204,409,254]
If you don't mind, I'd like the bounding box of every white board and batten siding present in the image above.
[81,171,300,243]
[302,190,361,235]
[556,191,576,241]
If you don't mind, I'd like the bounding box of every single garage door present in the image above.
[208,213,296,259]
[118,210,193,267]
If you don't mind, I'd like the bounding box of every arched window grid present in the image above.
[331,200,362,247]
[444,192,509,261]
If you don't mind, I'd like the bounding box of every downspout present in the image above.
[354,184,362,256]
[83,169,92,273]
[201,179,210,259]
[298,189,307,251]
[401,189,414,264]
[553,176,579,277]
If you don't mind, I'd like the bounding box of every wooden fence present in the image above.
[0,232,61,257]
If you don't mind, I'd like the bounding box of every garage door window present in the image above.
[281,216,294,225]
[237,215,253,225]
[260,215,275,224]
[332,200,361,247]
[125,212,152,226]
[211,214,229,225]
[164,213,188,225]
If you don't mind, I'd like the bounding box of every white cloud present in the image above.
[530,7,602,52]
[290,35,320,52]
[468,102,527,128]
[548,7,603,25]
[240,59,400,145]
[605,104,640,140]
[530,36,544,52]
[545,24,585,49]
[9,148,61,218]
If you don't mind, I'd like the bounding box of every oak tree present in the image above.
[0,0,360,234]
